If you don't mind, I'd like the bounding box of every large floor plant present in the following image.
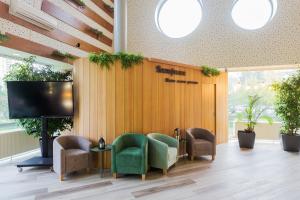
[4,57,73,141]
[237,95,273,149]
[273,70,300,152]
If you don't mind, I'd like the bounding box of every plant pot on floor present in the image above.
[281,134,300,152]
[238,131,256,149]
[39,137,56,157]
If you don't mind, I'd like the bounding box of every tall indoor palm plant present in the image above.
[237,95,273,148]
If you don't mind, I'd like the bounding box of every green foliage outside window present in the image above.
[3,56,73,138]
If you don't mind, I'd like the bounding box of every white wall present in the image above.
[127,0,300,68]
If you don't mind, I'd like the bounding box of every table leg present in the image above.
[100,152,104,178]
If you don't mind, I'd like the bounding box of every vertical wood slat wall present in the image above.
[74,58,228,167]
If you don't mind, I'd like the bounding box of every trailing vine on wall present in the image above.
[89,52,115,69]
[115,52,144,69]
[90,28,103,39]
[52,50,76,61]
[0,33,9,43]
[88,52,144,70]
[70,0,86,8]
[201,66,221,77]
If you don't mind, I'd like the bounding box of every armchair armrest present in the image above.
[53,138,65,175]
[148,136,168,170]
[112,135,125,154]
[111,135,125,173]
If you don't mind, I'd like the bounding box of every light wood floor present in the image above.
[0,142,300,200]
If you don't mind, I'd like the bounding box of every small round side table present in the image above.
[90,145,112,178]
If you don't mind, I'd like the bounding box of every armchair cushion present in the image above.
[193,139,213,153]
[167,147,178,168]
[116,147,142,172]
[112,133,148,176]
[65,149,89,173]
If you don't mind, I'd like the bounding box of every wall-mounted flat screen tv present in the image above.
[7,81,74,119]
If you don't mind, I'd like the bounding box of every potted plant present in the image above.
[236,95,273,149]
[273,71,300,152]
[4,56,73,156]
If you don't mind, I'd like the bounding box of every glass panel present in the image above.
[232,0,276,30]
[228,69,296,140]
[156,0,202,38]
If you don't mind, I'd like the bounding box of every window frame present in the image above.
[155,0,203,38]
[231,0,277,30]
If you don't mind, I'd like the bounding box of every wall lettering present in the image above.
[156,65,186,76]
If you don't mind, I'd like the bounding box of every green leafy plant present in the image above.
[90,28,103,38]
[104,3,114,12]
[52,50,76,61]
[201,66,221,77]
[89,52,115,69]
[70,0,85,7]
[0,33,9,42]
[88,52,144,70]
[272,71,300,135]
[115,52,144,69]
[3,56,73,138]
[237,95,273,132]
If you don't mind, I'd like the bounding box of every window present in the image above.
[155,0,203,38]
[228,69,296,140]
[0,57,21,132]
[231,0,277,30]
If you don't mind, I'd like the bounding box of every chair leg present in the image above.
[60,174,64,181]
[163,169,167,175]
[86,168,90,173]
[142,174,146,181]
[113,173,117,179]
[212,155,215,161]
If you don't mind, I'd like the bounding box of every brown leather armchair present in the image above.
[186,128,216,161]
[53,135,92,181]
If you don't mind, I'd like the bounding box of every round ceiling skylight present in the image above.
[155,0,203,38]
[231,0,277,30]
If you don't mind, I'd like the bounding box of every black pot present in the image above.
[281,134,300,152]
[238,130,256,149]
[39,137,56,157]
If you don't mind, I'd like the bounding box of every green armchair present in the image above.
[111,133,148,180]
[147,133,179,175]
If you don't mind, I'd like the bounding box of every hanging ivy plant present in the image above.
[115,52,144,69]
[70,0,86,8]
[90,28,103,39]
[52,50,76,61]
[104,3,114,12]
[89,52,115,69]
[88,52,144,70]
[201,66,221,77]
[0,33,9,43]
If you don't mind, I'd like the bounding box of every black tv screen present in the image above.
[7,81,74,119]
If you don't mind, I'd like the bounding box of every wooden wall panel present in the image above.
[74,58,228,167]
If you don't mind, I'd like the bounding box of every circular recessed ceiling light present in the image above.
[231,0,277,30]
[155,0,203,38]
